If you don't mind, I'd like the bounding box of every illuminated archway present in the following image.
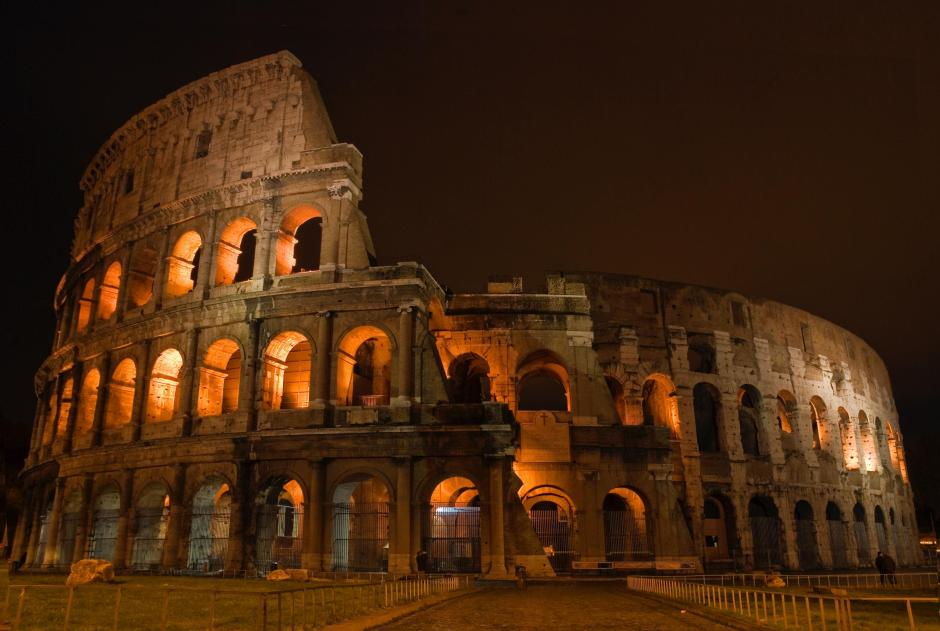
[76,369,100,433]
[97,261,122,321]
[336,326,392,406]
[214,217,257,286]
[104,358,136,429]
[75,279,95,332]
[55,378,74,438]
[858,410,880,471]
[332,475,390,571]
[131,482,170,569]
[165,231,202,298]
[126,240,158,307]
[262,331,311,410]
[425,476,481,573]
[516,350,569,412]
[198,339,242,416]
[146,349,183,422]
[275,205,323,275]
[448,353,491,403]
[809,396,827,451]
[602,487,651,561]
[187,477,232,572]
[56,492,83,567]
[838,407,859,470]
[523,486,575,572]
[737,385,761,456]
[87,486,121,561]
[255,478,304,571]
[776,390,796,434]
[642,375,679,437]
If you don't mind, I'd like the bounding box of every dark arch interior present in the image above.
[826,502,842,521]
[602,493,627,512]
[794,501,814,520]
[748,496,778,518]
[518,371,567,411]
[704,498,721,519]
[293,218,322,272]
[234,229,256,282]
[450,354,491,403]
[190,247,202,284]
[853,503,866,522]
[693,383,721,453]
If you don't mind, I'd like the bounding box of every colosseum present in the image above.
[11,51,919,579]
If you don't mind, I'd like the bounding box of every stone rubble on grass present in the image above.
[267,568,310,581]
[66,559,115,586]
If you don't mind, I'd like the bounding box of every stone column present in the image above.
[485,457,509,578]
[162,464,187,569]
[389,457,412,573]
[8,491,32,564]
[313,312,333,405]
[180,328,200,436]
[23,489,45,567]
[27,402,43,466]
[578,472,605,563]
[396,306,415,404]
[90,353,112,447]
[63,359,84,454]
[302,460,324,570]
[41,479,67,568]
[112,470,134,569]
[151,227,171,311]
[225,460,252,572]
[131,340,152,442]
[242,319,262,431]
[72,475,94,563]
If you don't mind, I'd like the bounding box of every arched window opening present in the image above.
[853,503,871,565]
[642,376,678,438]
[776,392,796,434]
[748,496,782,569]
[146,349,183,422]
[262,332,311,410]
[524,490,575,573]
[332,475,390,572]
[687,335,716,374]
[794,500,819,569]
[810,397,827,451]
[40,388,58,446]
[703,495,736,565]
[198,339,242,416]
[826,502,849,568]
[55,378,74,438]
[87,486,121,561]
[214,218,258,286]
[693,383,722,453]
[605,376,626,423]
[187,477,231,572]
[838,407,859,470]
[97,262,122,321]
[77,369,100,434]
[425,476,481,573]
[104,358,136,429]
[337,326,392,406]
[255,478,304,572]
[516,350,569,412]
[448,353,492,403]
[166,231,202,298]
[874,506,889,553]
[126,240,158,308]
[275,205,323,275]
[875,418,892,471]
[602,488,652,562]
[57,492,83,567]
[131,483,170,569]
[737,385,761,457]
[76,279,95,333]
[885,422,901,472]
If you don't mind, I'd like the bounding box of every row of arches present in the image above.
[65,205,325,338]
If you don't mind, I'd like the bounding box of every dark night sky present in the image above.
[4,3,938,511]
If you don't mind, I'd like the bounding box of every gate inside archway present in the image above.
[826,502,849,568]
[853,504,871,565]
[188,478,231,572]
[424,477,481,573]
[703,495,736,568]
[602,488,652,562]
[332,476,389,571]
[131,483,170,569]
[255,479,304,571]
[528,501,574,572]
[87,487,120,561]
[748,496,782,569]
[794,500,819,569]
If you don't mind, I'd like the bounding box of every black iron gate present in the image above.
[256,504,303,571]
[529,508,575,572]
[603,509,652,562]
[854,522,872,565]
[131,507,169,569]
[875,523,889,554]
[86,509,120,561]
[187,509,231,572]
[425,505,481,573]
[57,512,82,568]
[749,516,782,569]
[828,519,849,568]
[34,513,51,565]
[795,519,819,569]
[332,502,389,571]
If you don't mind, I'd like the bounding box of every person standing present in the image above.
[875,551,888,585]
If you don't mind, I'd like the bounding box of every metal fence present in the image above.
[2,574,472,630]
[187,509,231,572]
[529,508,576,572]
[256,505,303,571]
[86,509,120,562]
[131,508,169,570]
[332,502,389,572]
[665,571,938,590]
[828,520,849,568]
[425,505,481,573]
[603,509,652,561]
[854,522,872,565]
[628,575,938,631]
[750,515,783,569]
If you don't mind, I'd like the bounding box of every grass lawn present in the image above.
[2,568,385,629]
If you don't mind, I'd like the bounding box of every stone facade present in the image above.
[13,52,918,577]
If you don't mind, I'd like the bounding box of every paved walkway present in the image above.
[378,582,735,630]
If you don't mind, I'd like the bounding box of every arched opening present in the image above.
[516,351,569,412]
[126,239,158,308]
[165,231,202,298]
[104,358,136,429]
[885,422,901,472]
[776,391,796,434]
[748,495,782,569]
[276,205,323,275]
[87,486,121,561]
[858,411,880,471]
[826,502,849,568]
[146,349,183,422]
[423,476,481,573]
[737,385,761,457]
[874,506,888,554]
[332,475,390,572]
[838,408,859,470]
[215,217,258,286]
[703,494,736,566]
[810,397,827,451]
[255,478,304,572]
[602,488,652,562]
[875,418,892,472]
[97,261,122,321]
[40,388,57,446]
[524,488,575,573]
[55,378,74,438]
[77,369,100,434]
[337,326,392,406]
[131,483,170,569]
[853,503,871,565]
[889,507,901,562]
[448,353,492,404]
[34,494,54,566]
[693,383,722,453]
[198,339,242,416]
[76,279,95,332]
[57,492,83,567]
[642,376,678,437]
[605,377,626,424]
[794,500,819,569]
[262,331,311,410]
[687,336,716,373]
[187,477,231,572]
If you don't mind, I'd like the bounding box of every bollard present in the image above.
[63,587,75,631]
[112,587,123,631]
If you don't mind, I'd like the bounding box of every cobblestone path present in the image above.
[379,581,734,630]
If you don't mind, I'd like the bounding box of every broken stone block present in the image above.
[66,559,114,586]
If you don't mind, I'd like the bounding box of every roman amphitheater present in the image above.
[11,51,919,578]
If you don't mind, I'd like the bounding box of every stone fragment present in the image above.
[66,559,115,586]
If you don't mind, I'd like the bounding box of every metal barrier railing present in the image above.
[628,575,939,631]
[667,572,938,590]
[2,573,472,630]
